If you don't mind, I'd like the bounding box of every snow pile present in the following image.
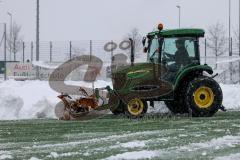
[0,80,239,120]
[0,80,58,120]
[0,80,111,120]
[220,84,240,110]
[32,61,59,69]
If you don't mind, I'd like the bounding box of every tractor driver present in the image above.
[164,39,190,70]
[175,39,190,66]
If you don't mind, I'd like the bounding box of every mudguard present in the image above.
[174,64,213,89]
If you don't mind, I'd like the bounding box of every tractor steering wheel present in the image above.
[162,52,173,64]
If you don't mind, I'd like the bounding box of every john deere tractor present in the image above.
[108,24,223,118]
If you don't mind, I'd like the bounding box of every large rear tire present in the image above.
[185,76,223,117]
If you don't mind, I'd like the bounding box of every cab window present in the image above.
[148,37,159,63]
[161,37,197,66]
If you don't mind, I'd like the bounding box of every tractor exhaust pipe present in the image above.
[129,38,135,66]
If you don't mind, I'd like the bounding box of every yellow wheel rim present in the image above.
[194,86,214,109]
[127,98,144,116]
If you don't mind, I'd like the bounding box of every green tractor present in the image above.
[108,24,224,118]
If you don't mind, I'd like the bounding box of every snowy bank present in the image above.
[0,80,239,120]
[0,80,111,120]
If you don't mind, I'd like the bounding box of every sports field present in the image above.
[0,111,240,160]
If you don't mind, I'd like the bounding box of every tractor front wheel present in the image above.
[125,98,148,119]
[185,76,223,117]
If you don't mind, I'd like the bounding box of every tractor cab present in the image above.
[143,25,205,82]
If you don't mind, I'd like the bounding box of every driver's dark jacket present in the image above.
[175,47,189,66]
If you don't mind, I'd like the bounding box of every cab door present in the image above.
[148,36,167,79]
[161,37,198,83]
[145,36,174,99]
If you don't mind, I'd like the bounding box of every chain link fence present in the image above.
[0,23,7,80]
[7,40,137,63]
[200,56,240,84]
[0,34,240,84]
[0,24,5,61]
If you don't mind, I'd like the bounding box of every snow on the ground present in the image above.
[0,80,239,120]
[29,157,42,160]
[105,150,158,160]
[32,61,59,69]
[216,57,240,64]
[104,135,240,160]
[119,141,146,148]
[214,153,240,160]
[220,84,240,109]
[0,80,58,120]
[0,151,13,160]
[110,141,146,149]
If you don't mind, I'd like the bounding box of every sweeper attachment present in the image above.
[55,87,110,120]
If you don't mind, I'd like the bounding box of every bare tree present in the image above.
[207,22,227,57]
[124,28,142,56]
[7,22,23,61]
[233,27,240,55]
[206,22,227,69]
[233,27,240,84]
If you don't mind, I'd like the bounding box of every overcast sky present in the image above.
[0,0,239,41]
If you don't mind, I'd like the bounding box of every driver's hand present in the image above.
[165,52,172,57]
[155,48,160,53]
[166,53,175,60]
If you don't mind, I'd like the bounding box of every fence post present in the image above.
[4,23,6,80]
[204,38,207,64]
[239,59,240,84]
[50,41,52,62]
[90,40,94,91]
[216,53,218,69]
[239,39,240,83]
[224,71,226,83]
[90,40,92,60]
[111,40,113,63]
[22,42,25,62]
[31,41,33,61]
[13,40,16,61]
[230,37,233,83]
[69,41,72,60]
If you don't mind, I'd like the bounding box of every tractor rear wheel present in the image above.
[124,98,148,119]
[185,76,223,117]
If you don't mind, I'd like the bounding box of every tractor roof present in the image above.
[148,28,205,38]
